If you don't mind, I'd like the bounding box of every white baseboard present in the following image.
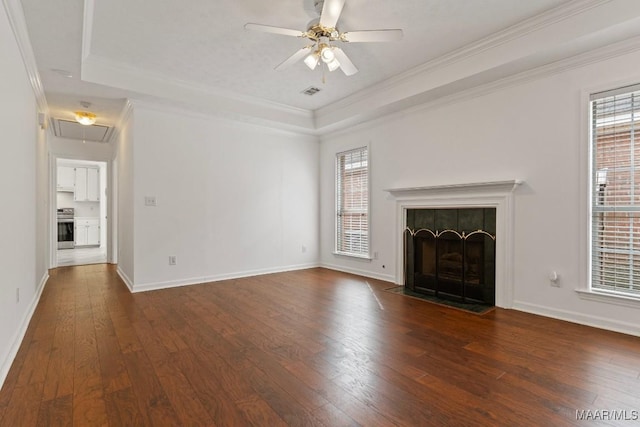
[512,300,640,338]
[116,267,134,292]
[130,262,321,293]
[0,271,49,388]
[320,262,396,284]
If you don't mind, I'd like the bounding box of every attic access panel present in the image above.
[52,119,112,143]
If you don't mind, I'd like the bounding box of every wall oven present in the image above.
[57,208,75,249]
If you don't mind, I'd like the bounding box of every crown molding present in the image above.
[81,0,94,61]
[386,0,609,88]
[108,99,133,144]
[76,0,640,138]
[128,99,320,140]
[321,34,640,139]
[2,0,48,114]
[315,1,640,133]
[81,54,316,133]
[315,0,639,127]
[322,0,611,115]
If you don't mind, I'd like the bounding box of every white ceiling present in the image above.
[16,0,640,136]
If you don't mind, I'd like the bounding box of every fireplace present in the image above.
[387,180,522,308]
[404,208,496,304]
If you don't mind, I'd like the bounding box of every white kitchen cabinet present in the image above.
[75,218,100,246]
[87,168,99,201]
[74,167,87,201]
[57,166,75,191]
[74,167,100,202]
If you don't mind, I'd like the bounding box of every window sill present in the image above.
[575,288,640,309]
[332,251,373,261]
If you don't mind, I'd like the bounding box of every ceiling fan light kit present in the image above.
[320,44,335,62]
[304,53,320,70]
[245,0,403,78]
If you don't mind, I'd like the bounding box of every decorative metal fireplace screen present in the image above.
[404,208,496,305]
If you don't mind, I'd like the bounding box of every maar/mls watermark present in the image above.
[576,409,639,422]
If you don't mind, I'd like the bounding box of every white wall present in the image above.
[100,163,107,247]
[35,110,48,299]
[49,136,114,160]
[320,49,640,336]
[129,105,319,290]
[0,1,47,384]
[116,109,135,287]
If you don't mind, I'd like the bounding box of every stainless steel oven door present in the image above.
[57,219,75,249]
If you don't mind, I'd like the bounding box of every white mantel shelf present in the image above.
[384,180,523,197]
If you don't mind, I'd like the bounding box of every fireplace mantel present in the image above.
[384,180,523,199]
[386,179,524,309]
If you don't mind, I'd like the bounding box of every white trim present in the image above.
[81,55,315,135]
[321,262,396,284]
[575,288,640,309]
[335,145,371,258]
[49,154,58,268]
[332,251,373,261]
[83,55,312,117]
[81,0,94,61]
[584,80,640,304]
[129,263,321,293]
[109,99,134,144]
[117,266,134,292]
[2,0,48,113]
[320,34,640,138]
[581,78,640,297]
[49,156,115,269]
[129,99,318,139]
[0,272,49,388]
[320,0,610,116]
[386,180,523,308]
[513,300,640,338]
[75,0,640,137]
[385,180,523,198]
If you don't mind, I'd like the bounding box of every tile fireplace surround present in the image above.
[385,180,522,309]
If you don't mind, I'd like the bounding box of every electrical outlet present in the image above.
[169,256,177,265]
[16,288,19,303]
[144,196,157,207]
[301,245,307,253]
[373,251,379,260]
[549,271,560,287]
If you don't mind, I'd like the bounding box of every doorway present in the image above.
[55,158,108,267]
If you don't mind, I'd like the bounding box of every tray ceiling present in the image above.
[16,0,640,135]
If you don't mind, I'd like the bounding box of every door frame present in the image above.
[49,154,117,268]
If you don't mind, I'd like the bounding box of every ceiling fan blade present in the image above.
[244,23,304,38]
[332,47,358,76]
[342,29,403,43]
[275,46,314,71]
[319,0,346,29]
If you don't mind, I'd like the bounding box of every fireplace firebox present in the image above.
[404,208,496,305]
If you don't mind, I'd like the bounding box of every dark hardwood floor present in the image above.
[1,264,639,426]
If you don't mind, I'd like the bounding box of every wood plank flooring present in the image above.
[1,264,640,426]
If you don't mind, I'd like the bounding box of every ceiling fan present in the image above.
[244,0,403,76]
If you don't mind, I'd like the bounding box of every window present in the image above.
[590,84,640,298]
[336,147,369,257]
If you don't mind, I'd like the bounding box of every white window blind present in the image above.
[591,84,640,297]
[336,147,369,256]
